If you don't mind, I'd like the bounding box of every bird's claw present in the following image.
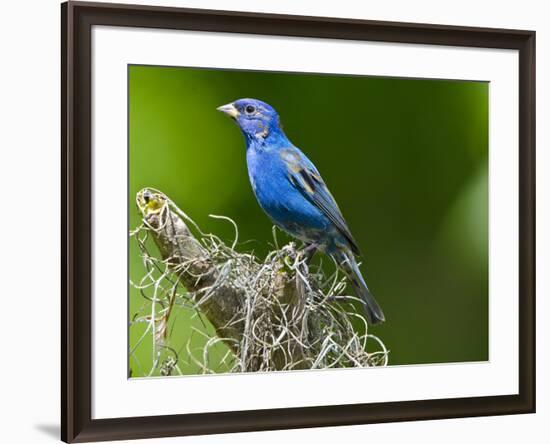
[301,243,319,264]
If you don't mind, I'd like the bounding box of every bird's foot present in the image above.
[301,242,319,264]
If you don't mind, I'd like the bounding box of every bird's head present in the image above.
[217,98,283,143]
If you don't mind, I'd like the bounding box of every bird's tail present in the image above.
[333,248,385,325]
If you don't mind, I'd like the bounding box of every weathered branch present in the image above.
[131,188,387,374]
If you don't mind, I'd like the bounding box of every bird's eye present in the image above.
[245,105,256,115]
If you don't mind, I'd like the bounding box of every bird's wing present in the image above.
[281,148,361,256]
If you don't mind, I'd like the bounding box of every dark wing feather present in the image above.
[282,149,361,255]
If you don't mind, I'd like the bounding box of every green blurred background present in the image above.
[129,65,488,377]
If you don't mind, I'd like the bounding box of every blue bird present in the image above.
[217,98,385,325]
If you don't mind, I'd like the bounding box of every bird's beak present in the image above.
[216,103,240,119]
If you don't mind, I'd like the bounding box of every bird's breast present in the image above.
[246,148,330,235]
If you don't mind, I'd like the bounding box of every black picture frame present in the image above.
[61,1,536,442]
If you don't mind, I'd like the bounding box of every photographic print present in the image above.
[63,4,535,440]
[128,65,489,378]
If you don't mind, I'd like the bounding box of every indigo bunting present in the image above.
[217,98,385,324]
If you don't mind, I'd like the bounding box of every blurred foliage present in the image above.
[129,65,488,377]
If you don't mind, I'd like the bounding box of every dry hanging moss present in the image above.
[129,188,388,377]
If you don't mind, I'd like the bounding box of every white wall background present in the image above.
[0,0,546,443]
